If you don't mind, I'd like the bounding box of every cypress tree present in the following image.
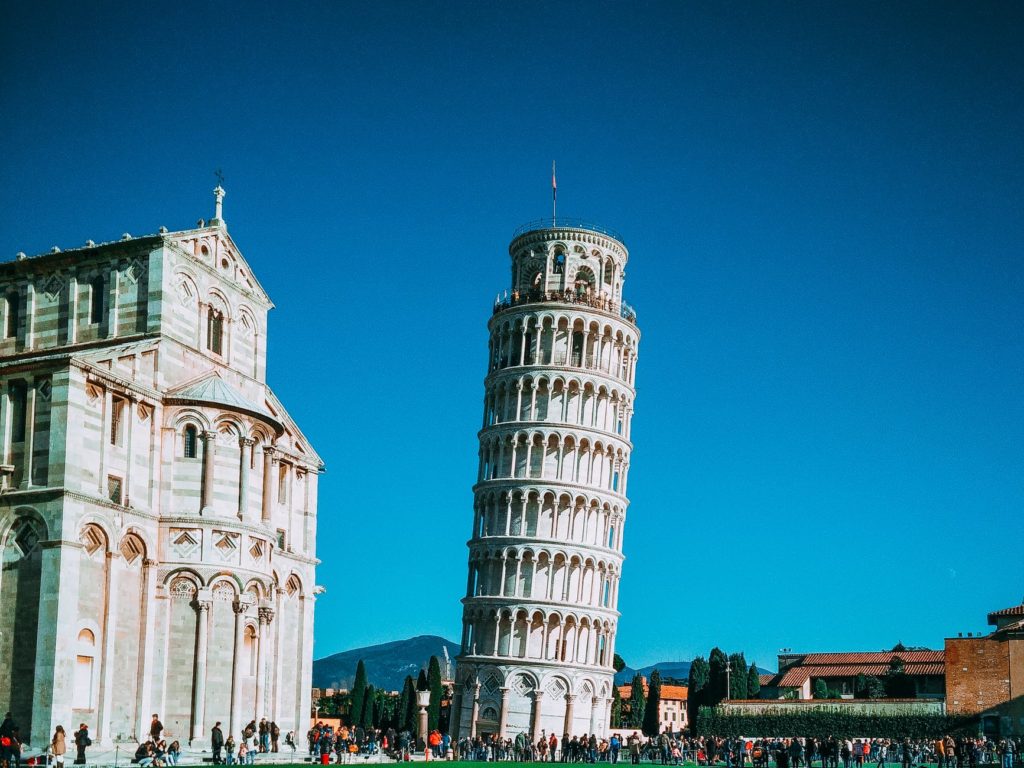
[402,675,418,733]
[628,672,646,728]
[398,676,412,731]
[427,655,444,731]
[728,653,748,700]
[687,656,709,727]
[361,685,376,728]
[417,668,429,691]
[642,670,662,736]
[350,659,368,727]
[708,648,729,705]
[746,663,761,699]
[611,686,623,728]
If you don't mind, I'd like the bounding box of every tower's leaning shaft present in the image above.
[453,219,638,742]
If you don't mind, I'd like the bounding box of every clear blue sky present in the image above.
[2,1,1022,672]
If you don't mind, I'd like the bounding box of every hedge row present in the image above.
[694,708,977,739]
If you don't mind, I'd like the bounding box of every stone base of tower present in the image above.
[453,657,614,742]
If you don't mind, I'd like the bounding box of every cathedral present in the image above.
[0,189,322,747]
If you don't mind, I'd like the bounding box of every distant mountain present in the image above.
[313,635,459,692]
[614,661,774,685]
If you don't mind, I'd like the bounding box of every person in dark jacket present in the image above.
[74,724,92,765]
[211,722,225,764]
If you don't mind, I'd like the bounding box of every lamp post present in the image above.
[725,661,732,701]
[416,689,431,756]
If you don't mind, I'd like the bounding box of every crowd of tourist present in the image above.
[445,733,1020,768]
[1,709,1020,768]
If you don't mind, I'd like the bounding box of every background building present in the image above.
[760,649,946,701]
[453,219,639,740]
[0,190,322,747]
[617,677,688,733]
[945,600,1024,736]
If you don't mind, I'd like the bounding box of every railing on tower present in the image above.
[511,217,625,244]
[493,288,637,324]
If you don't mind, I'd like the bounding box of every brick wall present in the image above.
[944,637,1009,715]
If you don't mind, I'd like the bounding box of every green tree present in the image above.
[884,657,916,698]
[361,685,376,728]
[613,654,627,673]
[610,686,623,728]
[350,660,368,727]
[687,656,710,727]
[402,675,418,733]
[729,653,748,700]
[398,676,412,730]
[642,670,662,736]
[855,674,886,700]
[746,663,761,699]
[708,648,729,705]
[417,668,429,691]
[629,673,646,728]
[813,679,830,699]
[427,656,444,731]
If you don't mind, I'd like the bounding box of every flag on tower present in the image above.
[552,161,557,222]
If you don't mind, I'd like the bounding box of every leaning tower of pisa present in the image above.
[452,219,639,742]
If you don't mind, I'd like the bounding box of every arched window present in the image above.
[553,251,565,274]
[603,260,615,285]
[183,425,198,459]
[207,307,223,355]
[74,628,96,709]
[5,290,19,338]
[89,276,104,324]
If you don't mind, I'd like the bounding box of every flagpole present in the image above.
[552,161,557,226]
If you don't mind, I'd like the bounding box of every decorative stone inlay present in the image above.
[214,531,239,560]
[125,258,145,284]
[81,526,105,557]
[43,273,64,300]
[170,528,200,559]
[213,582,236,601]
[169,577,197,600]
[248,537,265,562]
[120,536,143,564]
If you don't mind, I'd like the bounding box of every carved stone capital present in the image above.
[258,606,275,625]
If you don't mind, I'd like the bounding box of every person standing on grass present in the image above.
[211,721,225,764]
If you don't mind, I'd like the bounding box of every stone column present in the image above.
[135,558,158,740]
[272,588,285,720]
[20,379,36,488]
[451,689,464,739]
[498,686,511,738]
[470,681,481,737]
[563,694,575,738]
[97,552,121,743]
[229,599,249,737]
[255,606,274,719]
[589,696,599,736]
[123,397,135,506]
[238,437,254,520]
[531,690,544,738]
[261,446,276,522]
[201,431,217,512]
[191,594,213,743]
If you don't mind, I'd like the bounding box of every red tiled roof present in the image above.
[777,663,945,688]
[618,683,688,702]
[800,651,944,665]
[987,604,1024,623]
[759,674,775,686]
